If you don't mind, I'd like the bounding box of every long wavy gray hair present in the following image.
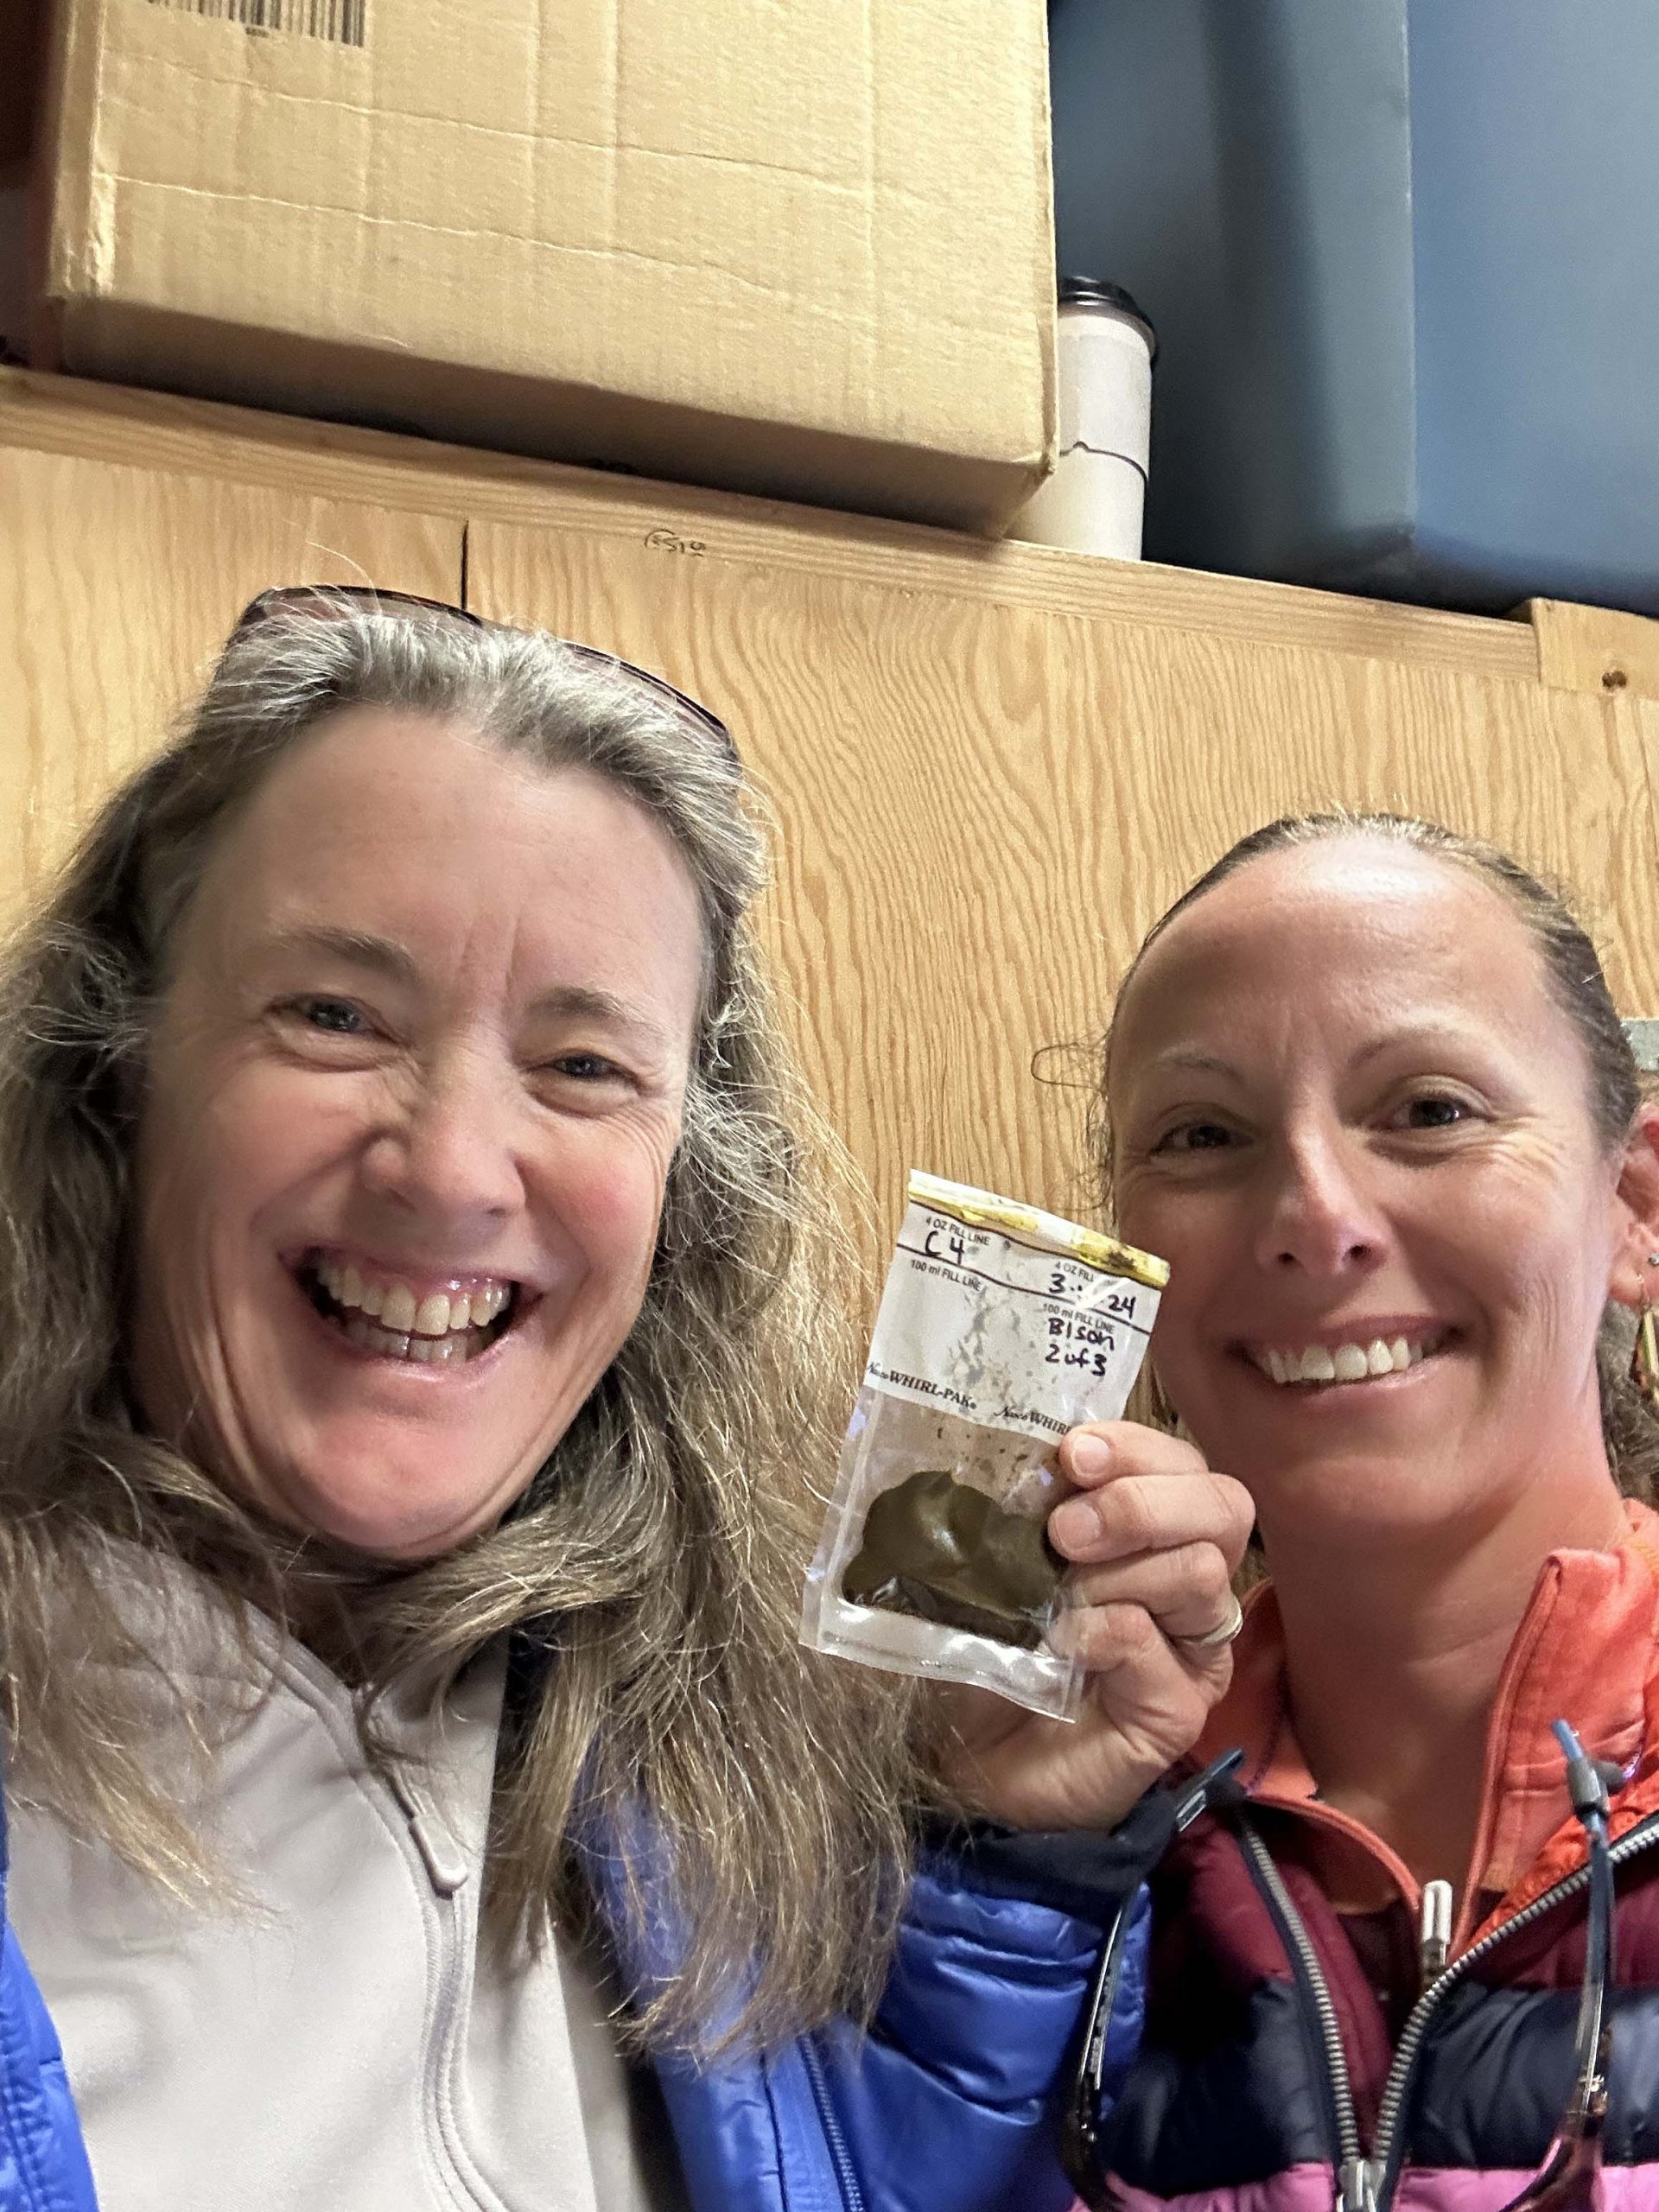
[0,596,912,2050]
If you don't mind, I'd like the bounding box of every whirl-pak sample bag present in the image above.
[802,1171,1168,1719]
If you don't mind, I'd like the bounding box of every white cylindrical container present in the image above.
[1010,276,1155,558]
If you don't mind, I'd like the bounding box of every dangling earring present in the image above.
[1632,1255,1659,1414]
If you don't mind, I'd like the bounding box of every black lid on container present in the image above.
[1058,274,1157,361]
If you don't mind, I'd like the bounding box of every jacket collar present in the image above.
[1192,1499,1659,1926]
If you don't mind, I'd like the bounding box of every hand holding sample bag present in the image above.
[801,1172,1167,1719]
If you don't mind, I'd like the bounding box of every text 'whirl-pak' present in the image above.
[801,1171,1168,1719]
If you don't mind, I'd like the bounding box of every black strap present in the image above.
[1060,1751,1248,2205]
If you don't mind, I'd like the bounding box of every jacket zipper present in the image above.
[385,1765,498,2212]
[801,2032,866,2212]
[1370,1811,1659,2207]
[1239,1809,1659,2212]
[1236,1820,1370,2209]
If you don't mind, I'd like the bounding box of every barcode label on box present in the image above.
[146,0,366,48]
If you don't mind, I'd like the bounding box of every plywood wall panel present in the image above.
[0,446,461,907]
[1,378,1647,1300]
[1530,599,1659,702]
[0,365,1541,686]
[469,518,1659,1267]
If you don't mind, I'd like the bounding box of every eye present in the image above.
[1153,1119,1236,1154]
[543,1051,632,1086]
[278,995,371,1036]
[1394,1092,1473,1131]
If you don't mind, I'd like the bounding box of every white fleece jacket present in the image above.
[5,1590,685,2212]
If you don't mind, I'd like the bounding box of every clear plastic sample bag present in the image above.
[801,1171,1168,1720]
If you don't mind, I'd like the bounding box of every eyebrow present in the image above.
[1351,1019,1487,1066]
[1140,1022,1491,1088]
[264,924,417,982]
[1143,1049,1243,1083]
[260,925,679,1055]
[528,982,678,1057]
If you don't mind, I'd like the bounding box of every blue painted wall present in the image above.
[1049,0,1659,613]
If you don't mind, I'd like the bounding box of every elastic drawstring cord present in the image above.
[1493,1719,1617,2211]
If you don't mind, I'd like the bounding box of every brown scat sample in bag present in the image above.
[800,1170,1166,1718]
[840,1470,1063,1648]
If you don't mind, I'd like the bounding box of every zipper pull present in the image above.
[387,1768,470,1897]
[1337,2156,1382,2210]
[1419,1878,1453,1981]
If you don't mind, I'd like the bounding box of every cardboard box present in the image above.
[31,0,1055,531]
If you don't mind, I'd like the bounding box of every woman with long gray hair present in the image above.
[0,589,1235,2212]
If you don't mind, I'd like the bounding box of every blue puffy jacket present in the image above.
[0,1792,98,2212]
[0,1782,1169,2212]
[637,1847,1153,2212]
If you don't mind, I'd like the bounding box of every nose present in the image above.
[1252,1122,1387,1280]
[359,1046,525,1230]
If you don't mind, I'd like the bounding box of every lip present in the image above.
[284,1264,523,1379]
[1230,1321,1459,1393]
[1232,1316,1453,1358]
[287,1243,548,1303]
[282,1243,550,1376]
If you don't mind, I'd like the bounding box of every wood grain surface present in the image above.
[1529,597,1659,702]
[2,382,1651,1318]
[0,444,461,912]
[470,518,1659,1273]
[1630,695,1659,863]
[0,365,1540,681]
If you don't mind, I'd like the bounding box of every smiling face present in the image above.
[128,707,706,1560]
[1107,836,1656,1552]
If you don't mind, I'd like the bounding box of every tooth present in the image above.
[381,1285,417,1332]
[446,1292,474,1331]
[340,1264,365,1311]
[362,1281,385,1317]
[429,1336,463,1363]
[407,1335,439,1362]
[1389,1336,1410,1372]
[1300,1346,1338,1382]
[318,1260,338,1295]
[1263,1349,1285,1384]
[1408,1340,1425,1367]
[1367,1339,1393,1377]
[383,1331,411,1357]
[345,1314,371,1346]
[414,1293,452,1337]
[1332,1344,1369,1382]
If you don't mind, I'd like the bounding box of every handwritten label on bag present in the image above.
[866,1200,1158,1444]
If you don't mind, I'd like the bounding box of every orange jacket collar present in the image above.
[1192,1499,1659,1938]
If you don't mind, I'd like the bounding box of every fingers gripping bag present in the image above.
[801,1171,1167,1720]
